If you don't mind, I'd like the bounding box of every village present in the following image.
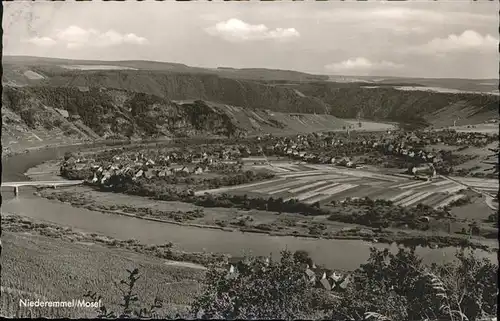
[60,128,498,187]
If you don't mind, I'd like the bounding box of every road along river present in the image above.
[1,145,497,271]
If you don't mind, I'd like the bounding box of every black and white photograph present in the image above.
[1,0,498,319]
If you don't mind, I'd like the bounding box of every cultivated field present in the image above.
[196,160,498,209]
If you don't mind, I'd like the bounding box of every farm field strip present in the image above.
[279,171,333,178]
[285,177,360,194]
[424,193,450,208]
[434,194,466,209]
[268,187,298,195]
[302,175,359,182]
[300,173,345,180]
[389,190,415,202]
[273,166,292,172]
[411,183,448,193]
[254,179,310,194]
[393,180,426,189]
[432,180,454,187]
[287,165,304,172]
[400,180,432,190]
[400,191,434,207]
[390,173,414,179]
[454,178,498,185]
[441,185,466,194]
[284,182,340,201]
[286,180,331,194]
[269,166,291,173]
[194,178,286,195]
[314,183,357,197]
[394,191,427,206]
[476,187,498,193]
[422,193,450,207]
[369,175,402,183]
[469,185,499,192]
[331,169,402,182]
[362,181,389,187]
[328,169,368,178]
[274,164,303,172]
[462,182,500,189]
[327,177,363,183]
[304,184,359,204]
[303,164,332,171]
[242,157,268,161]
[252,164,297,173]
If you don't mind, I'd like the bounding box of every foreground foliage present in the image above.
[191,251,318,320]
[87,248,497,320]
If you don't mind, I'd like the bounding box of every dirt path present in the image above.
[164,260,207,270]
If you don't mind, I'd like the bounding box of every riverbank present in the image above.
[36,186,495,252]
[2,212,226,266]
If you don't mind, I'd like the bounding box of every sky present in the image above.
[3,0,499,79]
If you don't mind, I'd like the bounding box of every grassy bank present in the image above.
[0,229,207,318]
[36,187,494,251]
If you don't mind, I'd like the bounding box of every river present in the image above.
[1,145,497,270]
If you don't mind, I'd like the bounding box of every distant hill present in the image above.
[2,62,333,115]
[327,75,499,94]
[2,55,497,147]
[3,56,329,82]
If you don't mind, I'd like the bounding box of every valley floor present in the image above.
[1,140,498,319]
[19,158,499,252]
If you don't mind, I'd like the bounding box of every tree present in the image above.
[293,250,314,267]
[191,250,318,320]
[332,248,498,321]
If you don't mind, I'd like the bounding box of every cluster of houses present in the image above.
[254,132,444,167]
[254,129,494,170]
[382,142,440,164]
[303,263,351,292]
[422,130,497,147]
[62,146,251,185]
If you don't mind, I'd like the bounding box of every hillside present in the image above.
[290,82,499,128]
[5,63,497,129]
[2,56,498,154]
[1,86,348,155]
[3,67,332,115]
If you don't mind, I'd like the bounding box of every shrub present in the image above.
[83,268,163,319]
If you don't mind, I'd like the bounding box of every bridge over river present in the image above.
[1,180,84,196]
